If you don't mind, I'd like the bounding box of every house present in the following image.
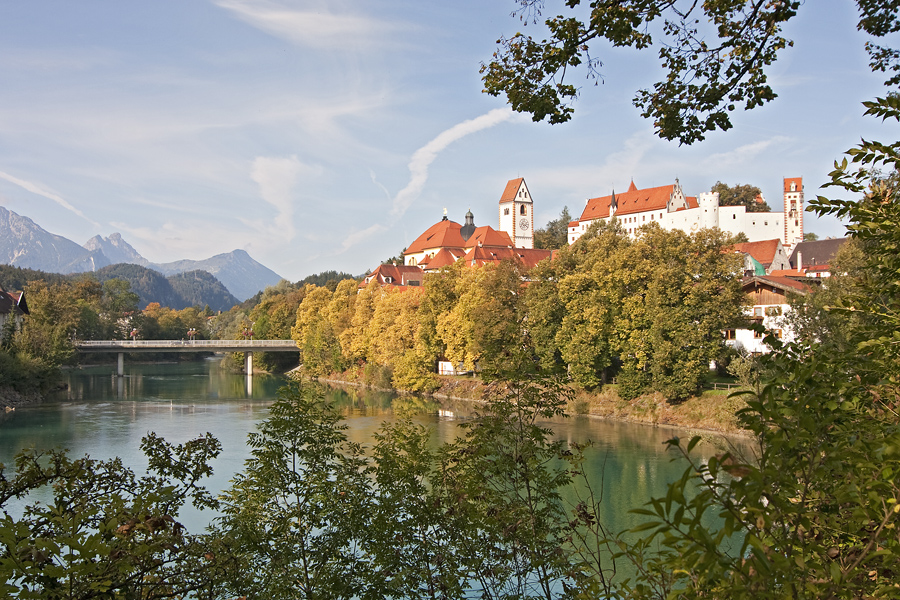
[568,177,805,249]
[732,239,791,275]
[787,237,849,278]
[725,276,808,354]
[359,264,425,290]
[0,284,29,334]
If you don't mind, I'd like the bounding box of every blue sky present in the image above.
[0,1,893,281]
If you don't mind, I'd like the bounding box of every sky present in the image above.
[0,0,895,281]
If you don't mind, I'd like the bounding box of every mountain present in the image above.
[152,250,282,302]
[0,206,110,273]
[0,206,283,301]
[84,233,149,267]
[93,264,239,312]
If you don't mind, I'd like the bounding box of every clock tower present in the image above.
[498,177,534,249]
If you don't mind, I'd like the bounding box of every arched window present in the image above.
[520,204,526,215]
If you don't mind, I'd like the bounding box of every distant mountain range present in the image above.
[0,206,283,301]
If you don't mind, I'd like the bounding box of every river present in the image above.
[0,357,744,534]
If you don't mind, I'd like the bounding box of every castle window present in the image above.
[733,214,736,219]
[504,208,509,215]
[520,205,526,215]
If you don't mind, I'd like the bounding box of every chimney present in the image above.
[797,251,803,271]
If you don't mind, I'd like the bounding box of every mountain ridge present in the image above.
[0,205,283,300]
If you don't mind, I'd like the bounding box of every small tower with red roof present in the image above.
[783,177,804,248]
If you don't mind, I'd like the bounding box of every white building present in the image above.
[568,178,804,249]
[725,276,808,354]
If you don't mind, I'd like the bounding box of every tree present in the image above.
[711,181,770,212]
[0,433,228,599]
[215,383,373,600]
[617,24,900,596]
[804,232,820,241]
[482,1,896,144]
[534,206,573,250]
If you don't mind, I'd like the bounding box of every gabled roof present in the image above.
[0,288,28,316]
[423,248,466,270]
[732,239,782,268]
[404,220,466,255]
[464,226,513,249]
[788,237,848,269]
[499,178,525,204]
[361,264,425,288]
[743,275,809,295]
[579,183,697,221]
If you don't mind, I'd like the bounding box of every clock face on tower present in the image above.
[518,218,529,231]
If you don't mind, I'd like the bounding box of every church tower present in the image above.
[498,178,534,249]
[783,177,804,248]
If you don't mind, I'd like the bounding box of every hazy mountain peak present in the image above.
[83,233,148,266]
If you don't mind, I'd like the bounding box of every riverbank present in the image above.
[314,370,750,436]
[0,386,45,411]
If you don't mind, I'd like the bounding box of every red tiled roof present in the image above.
[769,269,806,277]
[784,177,803,193]
[732,239,781,267]
[579,183,696,221]
[404,220,465,255]
[464,226,513,249]
[463,246,552,269]
[360,264,425,288]
[499,178,524,204]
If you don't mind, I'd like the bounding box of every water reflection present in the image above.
[0,358,750,537]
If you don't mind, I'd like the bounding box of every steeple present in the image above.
[610,189,617,216]
[460,209,476,241]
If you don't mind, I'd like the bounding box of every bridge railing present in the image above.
[74,340,299,349]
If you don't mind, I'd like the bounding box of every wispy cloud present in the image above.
[391,108,516,217]
[702,137,791,168]
[213,0,405,49]
[249,155,320,242]
[0,170,99,227]
[340,223,386,252]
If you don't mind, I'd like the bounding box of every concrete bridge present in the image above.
[75,339,299,376]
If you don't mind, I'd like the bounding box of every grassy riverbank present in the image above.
[315,367,750,435]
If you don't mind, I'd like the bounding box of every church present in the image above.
[401,178,552,271]
[567,178,804,250]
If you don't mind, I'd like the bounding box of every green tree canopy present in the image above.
[711,181,771,212]
[534,206,573,250]
[482,1,898,144]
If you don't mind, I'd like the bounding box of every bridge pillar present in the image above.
[117,353,124,377]
[244,351,253,375]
